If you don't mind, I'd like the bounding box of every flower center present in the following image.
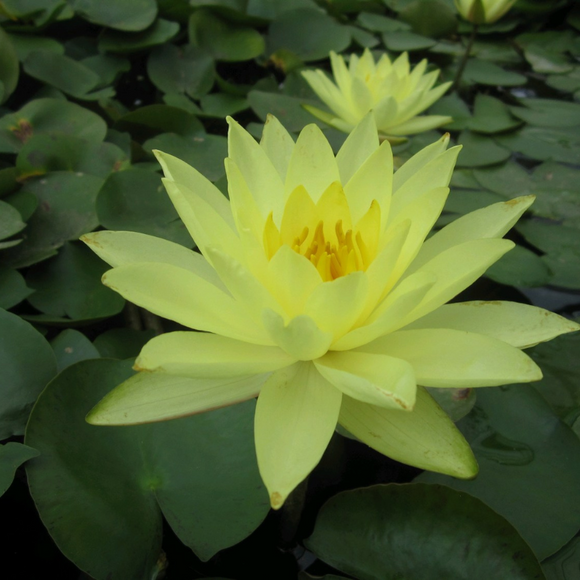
[291,219,369,281]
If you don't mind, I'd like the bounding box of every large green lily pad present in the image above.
[306,483,545,580]
[25,358,269,579]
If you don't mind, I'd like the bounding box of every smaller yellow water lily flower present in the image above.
[455,0,516,24]
[83,114,579,510]
[301,49,452,141]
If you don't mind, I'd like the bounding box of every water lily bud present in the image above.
[454,0,517,24]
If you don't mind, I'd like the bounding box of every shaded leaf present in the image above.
[0,443,39,497]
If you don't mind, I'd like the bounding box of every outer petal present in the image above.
[315,351,416,410]
[393,133,450,193]
[260,114,295,181]
[305,272,368,340]
[399,238,515,324]
[406,301,580,348]
[262,310,333,361]
[135,331,295,378]
[344,140,393,226]
[285,124,341,203]
[154,150,235,229]
[338,387,478,478]
[80,230,226,291]
[226,116,285,219]
[360,328,542,387]
[409,196,535,274]
[390,146,461,219]
[255,363,342,509]
[87,372,267,425]
[103,263,271,344]
[335,113,379,185]
[162,179,244,264]
[334,271,435,351]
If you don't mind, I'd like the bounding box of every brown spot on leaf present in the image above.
[10,119,34,144]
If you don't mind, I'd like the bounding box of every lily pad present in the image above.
[306,483,546,579]
[50,329,101,371]
[417,385,580,559]
[463,59,527,87]
[25,242,126,322]
[456,130,511,167]
[542,536,580,580]
[0,308,57,440]
[147,44,215,98]
[428,93,472,131]
[0,200,26,241]
[267,8,351,62]
[0,266,34,309]
[0,98,107,154]
[382,30,436,51]
[485,244,552,288]
[509,99,580,128]
[1,172,102,269]
[25,358,269,578]
[96,168,194,246]
[68,0,158,31]
[468,94,522,134]
[189,9,265,61]
[0,443,39,497]
[99,18,180,53]
[0,27,19,105]
[93,328,156,359]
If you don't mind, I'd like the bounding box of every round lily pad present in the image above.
[68,0,158,31]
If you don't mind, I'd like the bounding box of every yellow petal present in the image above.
[280,184,318,246]
[390,146,460,218]
[335,113,379,184]
[406,301,580,348]
[393,133,449,192]
[388,114,452,136]
[400,238,514,324]
[205,246,284,322]
[162,179,244,264]
[262,310,333,361]
[154,150,235,229]
[87,372,267,425]
[409,196,535,274]
[361,328,542,387]
[329,50,351,95]
[334,271,435,351]
[226,116,284,220]
[285,124,341,203]
[315,181,352,239]
[80,231,225,291]
[350,76,373,117]
[267,245,322,317]
[338,387,478,478]
[304,272,368,340]
[344,140,393,226]
[315,351,416,410]
[135,331,295,378]
[254,363,342,509]
[260,114,295,181]
[103,262,271,344]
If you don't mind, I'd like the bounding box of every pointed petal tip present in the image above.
[270,491,285,510]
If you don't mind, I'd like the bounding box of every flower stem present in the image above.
[452,24,478,92]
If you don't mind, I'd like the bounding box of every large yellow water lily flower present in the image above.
[83,114,578,509]
[455,0,517,24]
[301,49,452,140]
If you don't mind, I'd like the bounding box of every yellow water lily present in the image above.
[83,114,578,510]
[301,49,452,141]
[455,0,516,24]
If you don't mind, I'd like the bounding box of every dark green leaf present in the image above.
[0,308,57,439]
[399,0,457,38]
[0,443,39,497]
[99,18,180,53]
[486,244,552,288]
[417,386,580,559]
[457,130,511,167]
[25,359,269,578]
[6,34,64,61]
[0,266,34,309]
[0,98,107,154]
[428,93,472,131]
[143,132,227,182]
[382,31,436,51]
[306,483,546,580]
[25,242,126,322]
[0,200,26,241]
[1,172,102,269]
[93,328,156,359]
[189,9,265,61]
[542,536,580,580]
[356,12,411,32]
[68,0,158,31]
[267,8,351,62]
[96,168,193,246]
[463,59,527,86]
[51,329,100,371]
[510,99,580,128]
[468,94,521,134]
[147,44,215,98]
[0,27,20,105]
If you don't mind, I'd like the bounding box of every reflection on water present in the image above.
[476,433,535,466]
